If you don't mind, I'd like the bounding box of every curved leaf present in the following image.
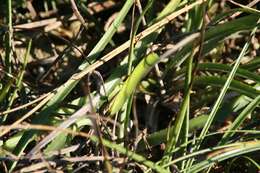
[110,53,160,115]
[192,76,260,98]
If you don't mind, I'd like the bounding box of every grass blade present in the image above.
[219,95,260,145]
[187,18,260,170]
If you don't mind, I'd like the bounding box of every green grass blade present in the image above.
[219,95,260,145]
[240,57,260,70]
[176,63,260,83]
[134,0,182,59]
[160,88,191,164]
[4,40,32,119]
[128,0,154,74]
[93,136,169,173]
[0,79,13,105]
[168,15,260,68]
[227,156,260,171]
[189,18,260,169]
[199,63,260,82]
[192,76,260,98]
[5,0,12,74]
[185,141,260,173]
[163,140,260,170]
[137,115,209,151]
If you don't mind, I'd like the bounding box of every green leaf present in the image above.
[193,76,260,98]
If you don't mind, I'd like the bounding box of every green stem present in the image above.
[89,136,169,173]
[3,40,32,121]
[6,0,13,74]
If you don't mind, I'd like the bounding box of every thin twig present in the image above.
[229,0,260,18]
[0,93,54,136]
[136,0,147,25]
[160,32,201,60]
[70,0,89,30]
[0,93,49,115]
[14,17,75,30]
[39,27,86,82]
[86,72,113,173]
